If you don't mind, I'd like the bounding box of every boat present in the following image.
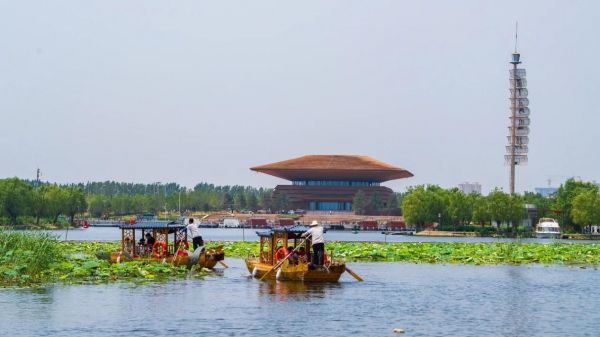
[245,225,360,282]
[382,229,416,236]
[219,218,241,228]
[342,222,359,231]
[99,221,225,269]
[535,218,561,239]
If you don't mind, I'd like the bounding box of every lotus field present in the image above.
[2,231,600,287]
[222,241,600,265]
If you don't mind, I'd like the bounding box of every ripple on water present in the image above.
[2,260,600,337]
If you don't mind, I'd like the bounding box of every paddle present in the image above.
[259,235,311,281]
[219,261,229,268]
[345,267,364,282]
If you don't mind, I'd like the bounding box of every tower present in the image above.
[505,25,529,195]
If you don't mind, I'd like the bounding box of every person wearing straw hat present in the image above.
[302,220,325,267]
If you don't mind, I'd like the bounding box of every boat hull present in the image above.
[106,249,224,269]
[535,232,561,239]
[245,259,345,282]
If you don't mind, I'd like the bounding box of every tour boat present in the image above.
[535,218,561,239]
[99,221,225,269]
[245,225,362,282]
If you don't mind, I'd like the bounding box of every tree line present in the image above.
[2,177,599,231]
[0,178,280,225]
[0,178,86,226]
[399,179,600,233]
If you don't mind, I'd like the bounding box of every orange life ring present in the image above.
[275,247,289,261]
[152,241,167,258]
[176,240,189,256]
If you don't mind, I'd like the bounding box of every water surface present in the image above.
[2,259,598,336]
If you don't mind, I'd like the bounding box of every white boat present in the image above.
[219,218,241,228]
[535,218,561,239]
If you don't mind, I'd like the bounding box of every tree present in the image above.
[369,192,383,212]
[447,189,471,228]
[486,189,524,234]
[246,192,258,211]
[64,187,87,224]
[401,185,440,231]
[31,187,47,225]
[522,191,556,224]
[554,178,598,230]
[44,184,68,225]
[486,189,510,231]
[471,194,490,228]
[258,190,273,211]
[506,194,525,234]
[222,193,234,211]
[273,192,289,212]
[572,190,600,233]
[234,193,246,211]
[352,190,367,215]
[0,178,33,225]
[386,193,400,215]
[88,195,110,218]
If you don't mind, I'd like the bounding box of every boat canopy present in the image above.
[256,225,327,239]
[118,221,186,231]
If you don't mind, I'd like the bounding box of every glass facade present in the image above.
[309,201,352,211]
[292,180,379,187]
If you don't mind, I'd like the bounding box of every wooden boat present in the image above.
[101,221,225,269]
[245,225,349,282]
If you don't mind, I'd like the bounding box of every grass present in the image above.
[0,231,205,287]
[0,230,61,286]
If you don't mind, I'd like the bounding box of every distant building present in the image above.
[458,182,481,194]
[535,187,558,197]
[251,155,413,211]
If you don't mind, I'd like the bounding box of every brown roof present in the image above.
[250,155,413,182]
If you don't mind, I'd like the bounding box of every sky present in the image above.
[1,1,599,194]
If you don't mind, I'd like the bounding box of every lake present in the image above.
[1,259,598,336]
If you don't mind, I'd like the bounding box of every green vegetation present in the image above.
[401,179,600,234]
[0,231,205,287]
[219,241,600,265]
[0,230,60,285]
[0,178,87,226]
[3,232,600,287]
[3,176,600,233]
[327,241,600,265]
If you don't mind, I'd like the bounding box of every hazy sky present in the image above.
[1,1,599,193]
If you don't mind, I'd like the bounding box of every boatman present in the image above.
[187,218,204,251]
[302,220,325,267]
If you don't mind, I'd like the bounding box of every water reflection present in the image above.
[257,280,341,301]
[2,261,600,337]
[503,267,529,336]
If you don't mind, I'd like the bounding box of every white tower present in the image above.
[505,25,529,195]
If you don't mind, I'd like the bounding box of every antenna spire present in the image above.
[514,21,519,52]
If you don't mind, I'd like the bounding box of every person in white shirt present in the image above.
[302,220,325,266]
[187,218,203,250]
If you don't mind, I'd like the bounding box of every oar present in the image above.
[259,235,311,281]
[345,267,364,282]
[218,261,229,268]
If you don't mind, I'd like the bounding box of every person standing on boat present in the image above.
[187,218,204,250]
[302,220,325,267]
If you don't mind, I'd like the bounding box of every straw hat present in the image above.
[310,220,319,227]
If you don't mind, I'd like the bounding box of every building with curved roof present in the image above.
[251,155,413,212]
